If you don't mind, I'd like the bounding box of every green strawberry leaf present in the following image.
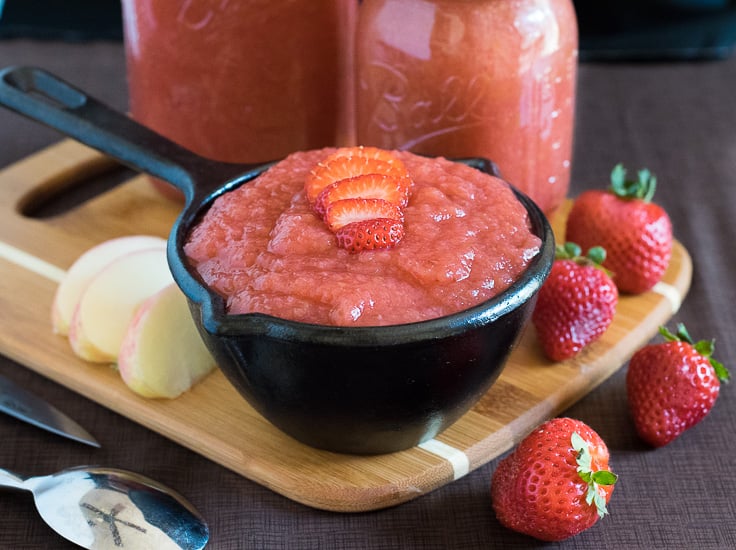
[693,339,714,357]
[592,470,619,485]
[587,246,607,265]
[659,325,680,342]
[659,324,730,383]
[660,322,694,343]
[610,164,627,191]
[556,243,610,276]
[609,163,657,202]
[593,492,609,517]
[638,169,657,202]
[710,357,730,383]
[556,242,582,260]
[676,323,694,343]
[572,431,618,519]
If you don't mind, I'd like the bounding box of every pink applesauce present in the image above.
[184,149,541,326]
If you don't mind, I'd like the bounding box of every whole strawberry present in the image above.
[627,324,730,447]
[491,417,618,541]
[565,164,672,294]
[532,243,619,362]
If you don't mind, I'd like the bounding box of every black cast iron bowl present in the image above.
[0,66,555,454]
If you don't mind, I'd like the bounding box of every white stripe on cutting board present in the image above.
[0,242,66,283]
[419,439,470,480]
[651,281,682,314]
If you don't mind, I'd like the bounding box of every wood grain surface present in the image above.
[0,140,692,512]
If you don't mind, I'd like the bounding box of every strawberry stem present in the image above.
[555,243,607,268]
[659,324,731,383]
[556,242,582,260]
[587,246,606,265]
[610,163,657,202]
[572,432,618,519]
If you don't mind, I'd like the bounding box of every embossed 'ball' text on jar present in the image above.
[121,0,357,200]
[355,0,578,214]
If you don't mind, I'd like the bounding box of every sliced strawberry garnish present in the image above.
[324,198,403,232]
[328,145,404,164]
[335,218,405,253]
[305,147,410,205]
[305,147,411,253]
[314,173,410,217]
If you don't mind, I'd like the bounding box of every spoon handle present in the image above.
[0,468,27,490]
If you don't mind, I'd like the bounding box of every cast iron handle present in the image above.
[0,65,253,202]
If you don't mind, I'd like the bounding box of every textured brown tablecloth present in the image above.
[1,39,735,550]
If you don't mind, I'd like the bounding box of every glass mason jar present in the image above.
[355,0,578,214]
[121,0,357,199]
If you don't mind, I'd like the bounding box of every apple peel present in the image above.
[52,235,167,335]
[68,247,174,363]
[118,283,217,399]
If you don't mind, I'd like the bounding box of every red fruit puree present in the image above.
[184,150,541,326]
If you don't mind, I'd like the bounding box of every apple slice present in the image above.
[118,283,216,398]
[68,247,174,363]
[52,235,167,335]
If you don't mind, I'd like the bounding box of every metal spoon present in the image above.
[0,465,209,549]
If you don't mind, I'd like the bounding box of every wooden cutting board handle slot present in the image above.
[0,139,120,220]
[20,162,137,218]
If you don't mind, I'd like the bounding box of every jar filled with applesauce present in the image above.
[121,0,357,199]
[355,0,578,214]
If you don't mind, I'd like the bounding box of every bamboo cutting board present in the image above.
[0,140,692,512]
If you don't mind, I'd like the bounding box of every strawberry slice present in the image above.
[324,198,403,232]
[328,145,405,164]
[305,147,409,205]
[335,218,405,253]
[305,147,411,253]
[314,173,410,218]
[324,146,408,168]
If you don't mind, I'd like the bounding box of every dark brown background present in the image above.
[1,37,735,549]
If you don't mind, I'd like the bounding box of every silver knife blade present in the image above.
[0,372,100,447]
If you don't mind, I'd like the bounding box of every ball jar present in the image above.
[121,0,356,199]
[355,0,578,214]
